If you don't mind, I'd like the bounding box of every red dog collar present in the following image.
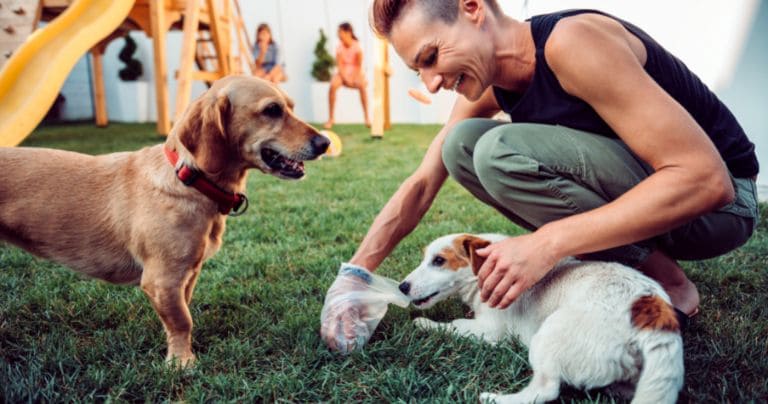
[163,146,248,216]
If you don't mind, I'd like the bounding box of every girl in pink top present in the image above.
[325,22,370,129]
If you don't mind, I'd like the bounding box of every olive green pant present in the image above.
[442,119,759,266]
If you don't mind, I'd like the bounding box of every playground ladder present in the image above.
[174,0,251,124]
[0,1,42,70]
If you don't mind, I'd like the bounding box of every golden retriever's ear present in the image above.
[177,93,231,174]
[455,235,491,275]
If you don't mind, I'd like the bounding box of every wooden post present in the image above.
[149,0,170,135]
[90,45,108,127]
[205,0,229,75]
[232,0,255,74]
[174,0,200,124]
[371,36,391,138]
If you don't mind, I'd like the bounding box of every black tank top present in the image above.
[493,9,759,178]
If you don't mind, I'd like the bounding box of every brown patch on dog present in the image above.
[453,234,491,275]
[439,246,468,271]
[630,295,680,333]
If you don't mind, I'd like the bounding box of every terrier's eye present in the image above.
[263,103,283,118]
[431,256,446,266]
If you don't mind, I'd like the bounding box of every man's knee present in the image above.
[442,118,505,176]
[472,125,540,185]
[442,119,481,176]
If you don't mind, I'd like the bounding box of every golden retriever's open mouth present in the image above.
[261,147,305,179]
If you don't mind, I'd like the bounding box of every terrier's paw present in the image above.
[479,392,500,403]
[479,392,532,404]
[412,317,440,330]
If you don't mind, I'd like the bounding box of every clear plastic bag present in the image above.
[320,263,410,353]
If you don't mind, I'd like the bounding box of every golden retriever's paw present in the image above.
[165,352,196,369]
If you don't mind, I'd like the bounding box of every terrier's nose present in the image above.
[398,281,411,295]
[311,134,330,155]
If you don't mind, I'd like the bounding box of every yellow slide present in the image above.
[0,0,135,147]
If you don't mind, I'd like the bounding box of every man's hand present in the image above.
[320,263,410,353]
[320,299,370,354]
[475,234,560,309]
[320,264,372,353]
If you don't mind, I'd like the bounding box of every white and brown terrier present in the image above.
[399,233,683,404]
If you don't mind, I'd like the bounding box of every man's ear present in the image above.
[460,0,485,25]
[454,234,491,274]
[177,92,231,174]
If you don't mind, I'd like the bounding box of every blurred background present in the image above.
[49,0,767,198]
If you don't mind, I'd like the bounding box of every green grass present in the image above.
[2,122,766,402]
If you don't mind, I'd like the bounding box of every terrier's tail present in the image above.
[629,295,684,404]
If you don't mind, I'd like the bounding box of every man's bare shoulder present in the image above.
[546,13,627,58]
[545,13,646,67]
[543,13,646,96]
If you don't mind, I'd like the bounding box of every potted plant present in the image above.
[310,29,335,122]
[118,32,143,81]
[311,28,335,81]
[113,33,150,122]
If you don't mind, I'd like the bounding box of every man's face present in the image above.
[389,4,495,101]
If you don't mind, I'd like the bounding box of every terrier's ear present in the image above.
[454,234,491,275]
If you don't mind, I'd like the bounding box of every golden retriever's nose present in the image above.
[399,281,411,295]
[311,134,330,155]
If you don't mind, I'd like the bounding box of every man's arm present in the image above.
[320,87,500,353]
[540,15,733,254]
[477,15,734,308]
[350,87,501,271]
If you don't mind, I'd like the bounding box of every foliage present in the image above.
[1,123,766,402]
[118,33,143,81]
[311,29,335,81]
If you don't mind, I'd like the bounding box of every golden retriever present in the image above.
[0,75,329,366]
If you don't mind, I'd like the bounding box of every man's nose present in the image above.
[421,71,443,94]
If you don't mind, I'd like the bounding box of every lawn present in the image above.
[1,122,766,402]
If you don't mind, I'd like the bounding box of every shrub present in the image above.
[311,29,334,81]
[118,33,143,81]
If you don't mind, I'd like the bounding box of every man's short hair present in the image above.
[371,0,502,38]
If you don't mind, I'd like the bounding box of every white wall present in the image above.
[717,0,768,200]
[237,0,458,124]
[58,0,760,123]
[57,0,460,124]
